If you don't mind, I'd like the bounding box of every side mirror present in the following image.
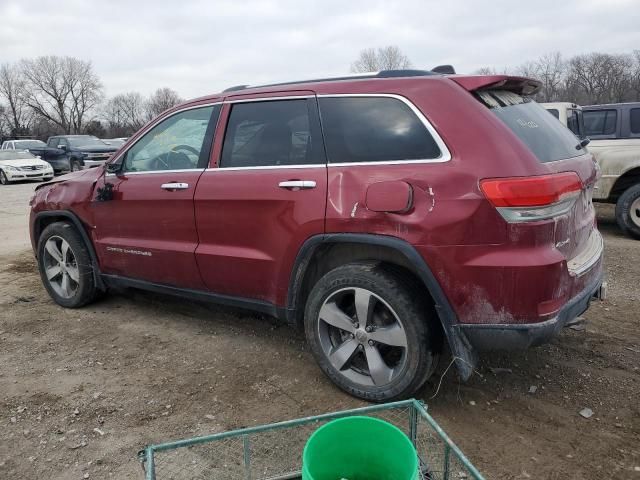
[57,144,67,150]
[105,162,122,174]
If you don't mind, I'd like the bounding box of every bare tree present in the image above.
[20,56,103,134]
[350,46,412,73]
[0,63,31,135]
[103,92,146,136]
[145,87,182,120]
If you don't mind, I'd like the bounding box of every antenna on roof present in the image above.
[431,65,456,74]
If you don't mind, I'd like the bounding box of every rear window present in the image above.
[318,96,441,164]
[478,91,584,163]
[583,109,617,136]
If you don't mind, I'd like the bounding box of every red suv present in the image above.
[30,70,604,401]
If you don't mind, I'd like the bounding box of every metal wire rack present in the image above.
[138,399,485,480]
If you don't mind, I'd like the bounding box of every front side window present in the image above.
[566,109,581,137]
[630,108,640,134]
[319,96,441,163]
[220,99,322,168]
[47,138,59,148]
[583,109,617,136]
[123,106,217,172]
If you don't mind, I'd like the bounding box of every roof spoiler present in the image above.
[450,75,541,95]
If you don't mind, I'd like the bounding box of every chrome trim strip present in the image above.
[106,168,205,177]
[205,164,324,172]
[317,93,452,164]
[567,229,604,277]
[224,95,314,104]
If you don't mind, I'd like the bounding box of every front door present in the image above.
[92,104,220,289]
[194,94,327,305]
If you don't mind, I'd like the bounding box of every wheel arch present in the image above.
[609,166,640,202]
[287,233,477,379]
[33,210,105,290]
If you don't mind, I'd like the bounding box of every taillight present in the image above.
[480,172,582,223]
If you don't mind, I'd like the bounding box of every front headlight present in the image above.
[5,166,18,171]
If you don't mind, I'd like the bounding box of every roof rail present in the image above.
[222,67,453,93]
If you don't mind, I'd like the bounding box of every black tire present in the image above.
[70,159,81,172]
[304,262,439,402]
[0,170,9,185]
[37,222,100,308]
[615,184,640,240]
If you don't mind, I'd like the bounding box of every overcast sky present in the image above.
[1,0,639,100]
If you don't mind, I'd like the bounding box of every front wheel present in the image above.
[304,263,439,402]
[37,222,100,308]
[0,170,9,185]
[615,184,640,240]
[70,159,81,172]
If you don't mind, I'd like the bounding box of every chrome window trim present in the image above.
[317,93,452,165]
[106,168,205,177]
[223,95,314,104]
[107,101,222,175]
[205,164,324,172]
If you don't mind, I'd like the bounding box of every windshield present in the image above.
[67,136,107,148]
[0,151,36,160]
[15,140,46,149]
[478,91,584,163]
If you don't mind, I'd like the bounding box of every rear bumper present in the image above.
[458,272,605,351]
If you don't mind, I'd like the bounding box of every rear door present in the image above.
[92,103,220,289]
[194,93,327,305]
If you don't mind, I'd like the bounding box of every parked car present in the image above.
[0,150,54,184]
[542,102,586,138]
[581,103,640,239]
[29,135,119,173]
[29,70,604,401]
[1,139,47,151]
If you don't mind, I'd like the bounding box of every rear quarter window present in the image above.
[318,96,442,164]
[478,91,584,163]
[630,108,640,134]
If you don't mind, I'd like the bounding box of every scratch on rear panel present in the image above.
[350,202,359,218]
[427,187,436,212]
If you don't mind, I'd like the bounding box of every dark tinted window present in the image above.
[630,108,640,134]
[583,109,617,136]
[566,109,581,136]
[547,108,560,119]
[221,99,322,168]
[47,138,59,148]
[478,91,583,163]
[319,97,441,163]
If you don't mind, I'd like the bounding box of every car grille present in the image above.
[85,153,112,161]
[18,165,45,171]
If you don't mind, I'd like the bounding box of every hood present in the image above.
[35,165,102,190]
[0,158,51,168]
[75,145,118,153]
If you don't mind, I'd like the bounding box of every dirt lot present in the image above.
[0,182,638,479]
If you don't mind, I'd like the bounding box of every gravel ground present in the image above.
[0,181,638,479]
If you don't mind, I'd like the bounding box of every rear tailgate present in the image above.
[476,88,600,269]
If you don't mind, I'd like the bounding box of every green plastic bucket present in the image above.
[302,416,418,480]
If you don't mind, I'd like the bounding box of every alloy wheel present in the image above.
[43,236,80,299]
[317,287,408,388]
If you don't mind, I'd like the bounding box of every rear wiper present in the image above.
[576,137,590,150]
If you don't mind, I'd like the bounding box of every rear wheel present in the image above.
[615,184,640,240]
[0,170,9,185]
[304,263,438,402]
[37,222,100,308]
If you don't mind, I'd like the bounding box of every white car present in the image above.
[0,150,54,185]
[1,139,47,150]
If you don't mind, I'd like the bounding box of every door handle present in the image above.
[161,182,189,190]
[278,180,316,189]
